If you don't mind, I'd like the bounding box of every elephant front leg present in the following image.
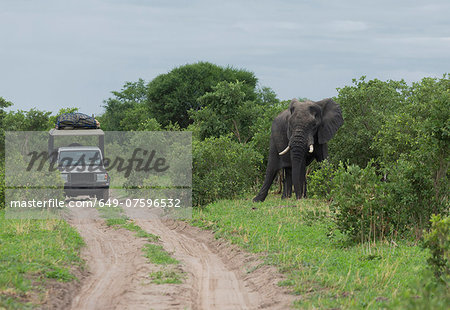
[253,143,281,202]
[253,167,278,202]
[282,168,292,199]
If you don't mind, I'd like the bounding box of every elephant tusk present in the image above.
[279,146,290,156]
[309,145,314,153]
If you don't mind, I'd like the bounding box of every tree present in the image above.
[147,62,258,127]
[3,109,52,131]
[190,81,282,144]
[375,75,449,212]
[328,75,449,241]
[328,77,409,167]
[0,97,13,159]
[100,79,149,131]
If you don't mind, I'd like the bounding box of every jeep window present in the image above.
[58,151,102,167]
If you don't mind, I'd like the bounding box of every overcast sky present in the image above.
[1,0,449,115]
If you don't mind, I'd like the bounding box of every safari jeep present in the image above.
[57,146,110,200]
[48,128,110,200]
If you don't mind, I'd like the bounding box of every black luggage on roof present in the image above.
[56,113,99,129]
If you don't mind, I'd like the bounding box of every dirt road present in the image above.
[66,206,294,310]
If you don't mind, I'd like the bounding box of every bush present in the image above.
[329,77,409,167]
[330,162,388,243]
[193,135,262,206]
[330,159,448,243]
[307,159,336,199]
[383,158,444,238]
[329,75,449,242]
[423,214,449,282]
[375,76,449,213]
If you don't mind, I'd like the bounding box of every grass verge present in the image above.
[191,195,430,309]
[0,209,84,309]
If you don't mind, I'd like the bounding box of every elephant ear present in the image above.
[316,98,344,144]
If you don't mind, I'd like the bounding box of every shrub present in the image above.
[423,214,450,282]
[375,76,449,217]
[307,159,336,199]
[383,157,444,238]
[329,75,449,242]
[330,161,389,243]
[329,77,409,167]
[330,159,448,243]
[193,135,262,206]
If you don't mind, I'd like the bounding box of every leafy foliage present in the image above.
[3,108,52,131]
[0,97,13,157]
[307,159,336,199]
[193,135,262,206]
[0,164,4,210]
[330,162,388,243]
[329,77,409,167]
[327,75,449,242]
[248,99,288,172]
[191,80,271,143]
[375,76,449,209]
[147,62,258,127]
[100,79,150,131]
[423,214,449,282]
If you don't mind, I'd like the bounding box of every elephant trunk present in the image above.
[289,127,313,199]
[290,144,307,199]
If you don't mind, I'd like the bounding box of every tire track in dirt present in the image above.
[129,209,295,309]
[67,207,189,310]
[134,219,255,309]
[67,205,294,309]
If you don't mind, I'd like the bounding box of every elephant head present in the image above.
[253,98,343,202]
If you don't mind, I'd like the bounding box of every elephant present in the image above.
[253,98,343,202]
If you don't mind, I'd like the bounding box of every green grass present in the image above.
[0,210,84,309]
[96,203,128,227]
[191,195,430,309]
[121,222,160,242]
[150,269,184,284]
[97,204,160,242]
[143,244,179,265]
